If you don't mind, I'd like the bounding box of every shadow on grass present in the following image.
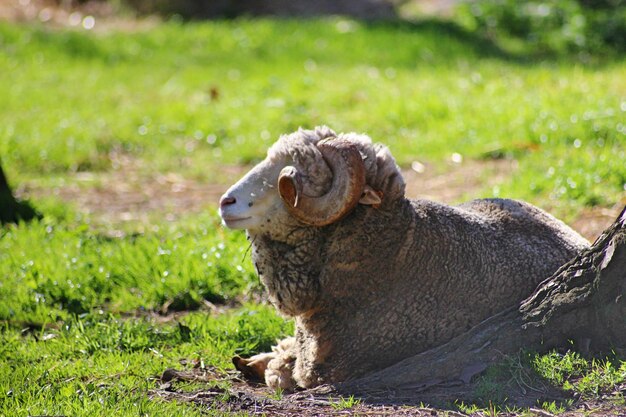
[365,18,519,61]
[334,364,575,414]
[8,15,613,68]
[0,164,40,226]
[360,17,619,66]
[0,195,40,226]
[154,361,581,416]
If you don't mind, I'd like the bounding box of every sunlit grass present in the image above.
[330,394,362,410]
[0,306,291,416]
[0,15,625,416]
[534,351,626,399]
[1,18,624,214]
[0,213,260,324]
[0,206,291,415]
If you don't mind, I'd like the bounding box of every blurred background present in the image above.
[1,0,624,235]
[1,1,625,415]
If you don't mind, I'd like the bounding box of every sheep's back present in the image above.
[310,198,588,381]
[410,197,589,320]
[456,198,589,262]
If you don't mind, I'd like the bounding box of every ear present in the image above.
[359,185,383,207]
[278,166,302,208]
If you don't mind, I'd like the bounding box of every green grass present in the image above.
[0,13,625,416]
[534,351,626,399]
[1,18,624,214]
[451,350,626,415]
[1,306,291,416]
[0,214,293,416]
[0,213,259,323]
[330,394,362,410]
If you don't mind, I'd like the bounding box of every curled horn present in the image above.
[278,138,366,226]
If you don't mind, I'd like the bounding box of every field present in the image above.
[1,11,626,416]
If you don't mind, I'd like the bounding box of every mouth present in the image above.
[221,216,252,226]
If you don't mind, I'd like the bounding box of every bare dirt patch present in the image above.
[402,158,515,203]
[18,156,248,227]
[151,366,626,416]
[1,0,158,32]
[49,166,245,224]
[151,367,471,416]
[22,157,517,226]
[20,156,621,240]
[570,206,624,243]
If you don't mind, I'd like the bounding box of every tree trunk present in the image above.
[0,161,38,225]
[337,206,626,394]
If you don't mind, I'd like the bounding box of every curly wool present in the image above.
[266,126,405,207]
[243,127,589,390]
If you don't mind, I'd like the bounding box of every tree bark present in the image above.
[337,206,626,394]
[0,161,38,225]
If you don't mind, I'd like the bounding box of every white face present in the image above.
[219,157,291,231]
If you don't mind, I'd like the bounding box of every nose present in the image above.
[220,195,236,208]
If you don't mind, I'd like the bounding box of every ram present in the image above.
[219,126,589,390]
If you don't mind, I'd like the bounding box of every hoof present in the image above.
[232,354,271,382]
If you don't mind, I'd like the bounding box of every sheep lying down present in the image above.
[218,126,589,391]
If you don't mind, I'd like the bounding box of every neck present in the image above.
[248,227,326,317]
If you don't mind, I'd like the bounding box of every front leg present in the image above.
[232,351,274,382]
[233,337,297,391]
[265,336,297,390]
